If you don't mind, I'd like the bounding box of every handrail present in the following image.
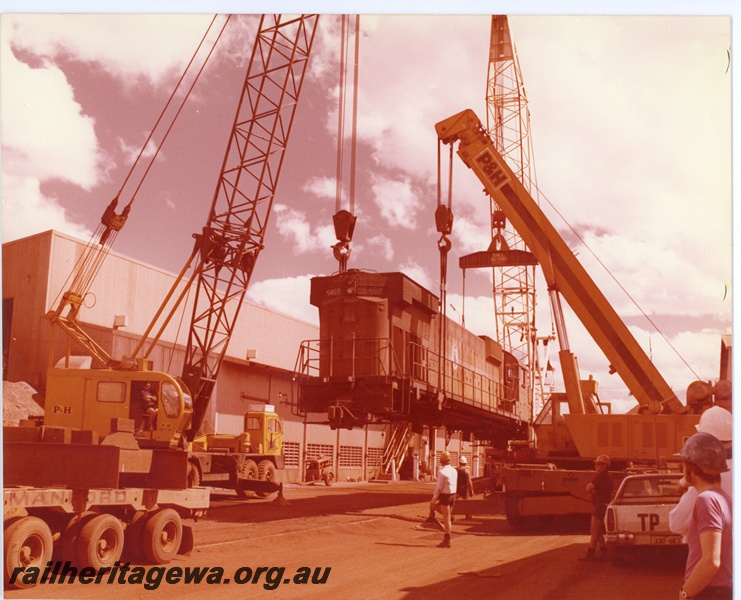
[295,336,524,421]
[295,336,403,380]
[408,341,519,418]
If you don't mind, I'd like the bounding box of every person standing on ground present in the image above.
[670,406,732,540]
[579,454,613,561]
[455,455,475,500]
[677,432,732,600]
[450,455,475,523]
[430,451,457,548]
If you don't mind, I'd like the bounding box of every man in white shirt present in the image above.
[430,451,457,548]
[669,405,732,539]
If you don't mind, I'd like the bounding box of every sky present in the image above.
[0,1,735,414]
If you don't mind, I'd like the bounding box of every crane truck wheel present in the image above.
[256,460,277,498]
[123,511,148,563]
[60,511,96,564]
[4,516,53,589]
[76,514,124,570]
[142,508,183,565]
[236,459,259,499]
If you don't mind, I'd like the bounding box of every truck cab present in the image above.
[244,404,283,455]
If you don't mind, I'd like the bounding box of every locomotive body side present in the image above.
[297,270,530,441]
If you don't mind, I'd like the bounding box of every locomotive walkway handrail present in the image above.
[408,341,522,421]
[294,334,526,423]
[294,337,404,381]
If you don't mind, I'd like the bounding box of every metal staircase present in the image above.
[374,422,414,480]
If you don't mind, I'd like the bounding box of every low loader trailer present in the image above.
[3,419,209,590]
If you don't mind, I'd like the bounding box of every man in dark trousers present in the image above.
[450,455,475,523]
[455,455,475,499]
[579,454,613,561]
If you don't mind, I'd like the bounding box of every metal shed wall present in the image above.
[3,230,317,385]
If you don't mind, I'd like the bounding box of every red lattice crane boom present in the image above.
[180,14,319,439]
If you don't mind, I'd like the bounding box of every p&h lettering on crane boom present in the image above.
[474,148,510,190]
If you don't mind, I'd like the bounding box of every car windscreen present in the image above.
[618,476,682,501]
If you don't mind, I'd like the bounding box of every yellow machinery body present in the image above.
[43,367,193,450]
[192,406,283,457]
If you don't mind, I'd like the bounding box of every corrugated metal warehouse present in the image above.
[2,230,481,483]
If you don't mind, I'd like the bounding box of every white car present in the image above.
[604,473,684,558]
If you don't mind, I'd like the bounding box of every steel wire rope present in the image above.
[334,15,360,215]
[434,141,455,397]
[165,278,194,375]
[332,15,359,274]
[348,15,360,215]
[334,15,348,214]
[119,14,231,211]
[50,15,231,312]
[533,184,701,380]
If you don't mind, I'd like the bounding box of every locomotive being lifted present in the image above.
[296,269,530,446]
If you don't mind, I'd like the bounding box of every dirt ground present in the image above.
[5,481,687,600]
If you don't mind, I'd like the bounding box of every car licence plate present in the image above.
[652,534,683,545]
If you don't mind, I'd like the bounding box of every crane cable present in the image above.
[118,14,231,213]
[51,14,231,314]
[535,184,701,381]
[331,15,360,273]
[348,14,360,214]
[334,14,360,216]
[435,141,455,396]
[334,15,347,215]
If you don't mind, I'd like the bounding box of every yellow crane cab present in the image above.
[43,364,193,449]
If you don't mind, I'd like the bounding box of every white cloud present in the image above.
[303,176,336,199]
[307,15,344,83]
[272,204,335,254]
[446,282,727,415]
[6,14,215,85]
[354,16,489,182]
[163,193,176,211]
[398,261,432,290]
[547,306,726,410]
[117,135,159,166]
[1,45,102,188]
[1,28,101,242]
[0,14,228,245]
[573,231,731,323]
[449,215,491,256]
[446,293,496,338]
[1,174,91,242]
[246,275,318,325]
[367,234,394,261]
[370,174,421,229]
[509,15,731,315]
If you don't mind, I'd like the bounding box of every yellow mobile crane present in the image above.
[4,15,318,587]
[435,109,728,523]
